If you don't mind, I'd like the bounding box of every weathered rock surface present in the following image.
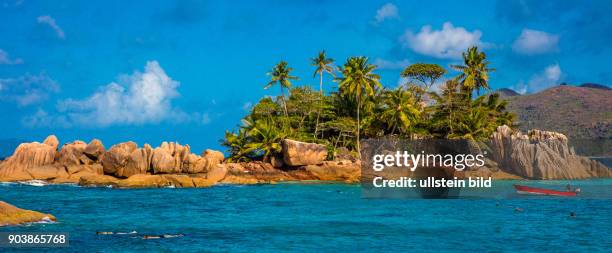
[300,160,360,183]
[281,139,327,166]
[203,149,224,165]
[101,141,138,176]
[0,135,59,181]
[151,142,190,174]
[58,141,89,166]
[217,160,360,184]
[0,201,56,226]
[0,135,227,185]
[489,125,611,179]
[83,139,105,161]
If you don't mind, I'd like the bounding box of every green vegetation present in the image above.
[222,46,515,161]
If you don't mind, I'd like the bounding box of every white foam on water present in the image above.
[18,180,48,187]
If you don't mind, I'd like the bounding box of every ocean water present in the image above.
[0,181,611,252]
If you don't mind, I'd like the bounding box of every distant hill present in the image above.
[494,88,521,98]
[580,83,610,90]
[504,85,611,155]
[506,85,611,139]
[506,85,612,153]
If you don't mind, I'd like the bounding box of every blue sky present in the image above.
[0,0,611,152]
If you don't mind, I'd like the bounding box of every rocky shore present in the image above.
[0,137,359,188]
[0,126,608,188]
[475,125,610,179]
[0,201,56,226]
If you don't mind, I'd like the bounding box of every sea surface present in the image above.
[0,180,611,252]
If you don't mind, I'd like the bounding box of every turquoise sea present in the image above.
[0,180,611,252]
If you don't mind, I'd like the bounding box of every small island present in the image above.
[0,48,608,188]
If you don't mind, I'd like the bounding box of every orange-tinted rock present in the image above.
[300,160,360,183]
[0,135,59,181]
[83,139,105,161]
[57,141,88,166]
[78,174,120,187]
[0,201,56,227]
[282,139,327,166]
[162,175,195,188]
[202,149,224,165]
[116,174,170,188]
[101,142,138,176]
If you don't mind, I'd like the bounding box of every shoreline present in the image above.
[0,126,610,189]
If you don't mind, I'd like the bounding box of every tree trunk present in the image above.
[356,98,361,159]
[314,73,323,139]
[280,86,288,117]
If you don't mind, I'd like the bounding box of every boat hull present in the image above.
[514,184,577,197]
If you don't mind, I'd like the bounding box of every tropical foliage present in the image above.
[222,47,514,161]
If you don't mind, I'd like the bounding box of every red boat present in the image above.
[514,184,578,197]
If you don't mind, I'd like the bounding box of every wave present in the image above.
[18,180,48,187]
[24,216,57,226]
[116,230,138,235]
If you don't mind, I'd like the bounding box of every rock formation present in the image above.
[0,128,608,188]
[0,135,59,181]
[0,201,56,226]
[281,139,327,166]
[0,136,225,185]
[488,125,611,179]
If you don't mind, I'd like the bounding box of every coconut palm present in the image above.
[311,51,335,138]
[221,128,250,162]
[451,46,494,97]
[335,56,382,157]
[448,107,490,141]
[380,87,421,135]
[243,119,286,162]
[265,61,298,117]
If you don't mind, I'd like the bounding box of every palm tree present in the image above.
[243,119,286,162]
[335,56,382,157]
[265,61,298,117]
[451,46,494,97]
[222,128,250,162]
[448,106,490,141]
[380,87,420,135]
[311,51,335,138]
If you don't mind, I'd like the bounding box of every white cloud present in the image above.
[513,63,562,94]
[0,49,23,65]
[400,22,485,59]
[23,61,213,128]
[374,58,409,70]
[37,15,65,39]
[22,109,71,128]
[53,61,189,127]
[512,29,559,55]
[0,72,59,106]
[374,3,399,23]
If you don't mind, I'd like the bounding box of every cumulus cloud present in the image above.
[512,29,559,55]
[37,15,65,39]
[374,58,409,70]
[513,63,562,94]
[51,61,191,127]
[400,22,485,59]
[0,49,23,65]
[0,72,59,106]
[374,3,399,23]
